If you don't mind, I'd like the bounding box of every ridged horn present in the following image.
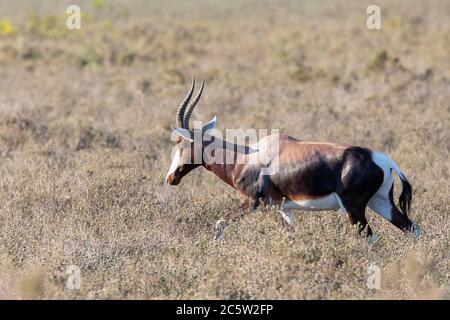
[183,77,205,129]
[175,77,195,128]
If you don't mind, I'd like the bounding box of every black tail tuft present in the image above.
[399,177,412,219]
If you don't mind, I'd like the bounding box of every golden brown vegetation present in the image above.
[0,0,448,299]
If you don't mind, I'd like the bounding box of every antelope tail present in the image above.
[388,158,412,218]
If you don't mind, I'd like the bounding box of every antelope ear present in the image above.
[171,127,193,142]
[202,116,217,132]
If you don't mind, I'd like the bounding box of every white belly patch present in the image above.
[282,193,340,211]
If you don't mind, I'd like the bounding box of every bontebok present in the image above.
[166,78,421,241]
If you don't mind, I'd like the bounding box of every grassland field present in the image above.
[0,0,448,299]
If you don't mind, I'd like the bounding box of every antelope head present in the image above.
[166,77,217,185]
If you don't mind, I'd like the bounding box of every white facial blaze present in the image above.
[166,149,181,179]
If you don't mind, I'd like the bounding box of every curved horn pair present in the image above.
[175,77,205,129]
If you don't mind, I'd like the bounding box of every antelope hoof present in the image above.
[214,219,227,241]
[411,221,422,240]
[366,233,378,244]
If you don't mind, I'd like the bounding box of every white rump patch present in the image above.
[283,193,340,211]
[166,149,180,179]
[368,192,393,221]
[371,151,391,184]
[368,151,395,221]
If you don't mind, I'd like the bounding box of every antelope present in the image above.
[166,78,421,241]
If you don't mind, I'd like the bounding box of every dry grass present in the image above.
[0,0,448,299]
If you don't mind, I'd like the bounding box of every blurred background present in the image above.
[0,0,448,299]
